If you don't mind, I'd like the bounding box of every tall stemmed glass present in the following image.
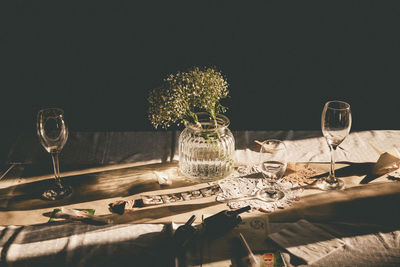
[37,108,72,200]
[317,101,352,190]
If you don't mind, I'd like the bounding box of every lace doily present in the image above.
[216,165,301,212]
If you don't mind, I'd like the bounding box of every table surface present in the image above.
[1,130,400,266]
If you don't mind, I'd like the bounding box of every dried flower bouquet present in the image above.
[148,67,229,129]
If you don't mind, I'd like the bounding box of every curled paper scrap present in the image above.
[154,171,172,185]
[370,143,400,175]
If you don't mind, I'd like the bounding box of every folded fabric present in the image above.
[268,219,345,265]
[370,145,400,175]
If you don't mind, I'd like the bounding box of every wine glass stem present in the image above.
[50,151,63,188]
[327,146,337,183]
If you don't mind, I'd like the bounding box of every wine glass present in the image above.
[37,108,72,200]
[317,100,352,190]
[259,139,287,200]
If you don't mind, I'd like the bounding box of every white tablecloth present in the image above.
[1,130,400,267]
[6,130,400,167]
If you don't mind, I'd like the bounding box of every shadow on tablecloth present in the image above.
[0,162,199,211]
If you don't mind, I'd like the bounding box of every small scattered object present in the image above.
[154,171,172,185]
[108,200,127,215]
[49,208,95,222]
[49,207,108,225]
[108,199,135,214]
[258,252,286,267]
[237,233,260,267]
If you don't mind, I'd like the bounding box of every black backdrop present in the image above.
[1,1,400,134]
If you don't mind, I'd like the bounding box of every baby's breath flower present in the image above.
[148,67,229,129]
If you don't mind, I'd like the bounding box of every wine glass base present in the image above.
[42,185,72,200]
[316,179,345,190]
[261,188,285,201]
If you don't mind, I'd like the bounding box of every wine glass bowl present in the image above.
[318,100,352,190]
[37,108,71,200]
[259,139,287,199]
[37,108,68,153]
[259,139,287,181]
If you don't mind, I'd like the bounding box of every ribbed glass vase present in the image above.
[179,112,235,181]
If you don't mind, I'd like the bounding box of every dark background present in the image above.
[1,1,400,134]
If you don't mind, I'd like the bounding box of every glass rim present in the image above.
[38,107,65,115]
[186,112,230,132]
[325,100,351,110]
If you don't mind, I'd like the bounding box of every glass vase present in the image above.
[179,112,235,181]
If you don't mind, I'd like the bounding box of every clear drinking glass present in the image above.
[317,100,352,190]
[259,139,287,199]
[37,108,72,200]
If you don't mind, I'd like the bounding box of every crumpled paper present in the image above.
[154,171,172,185]
[371,144,400,175]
